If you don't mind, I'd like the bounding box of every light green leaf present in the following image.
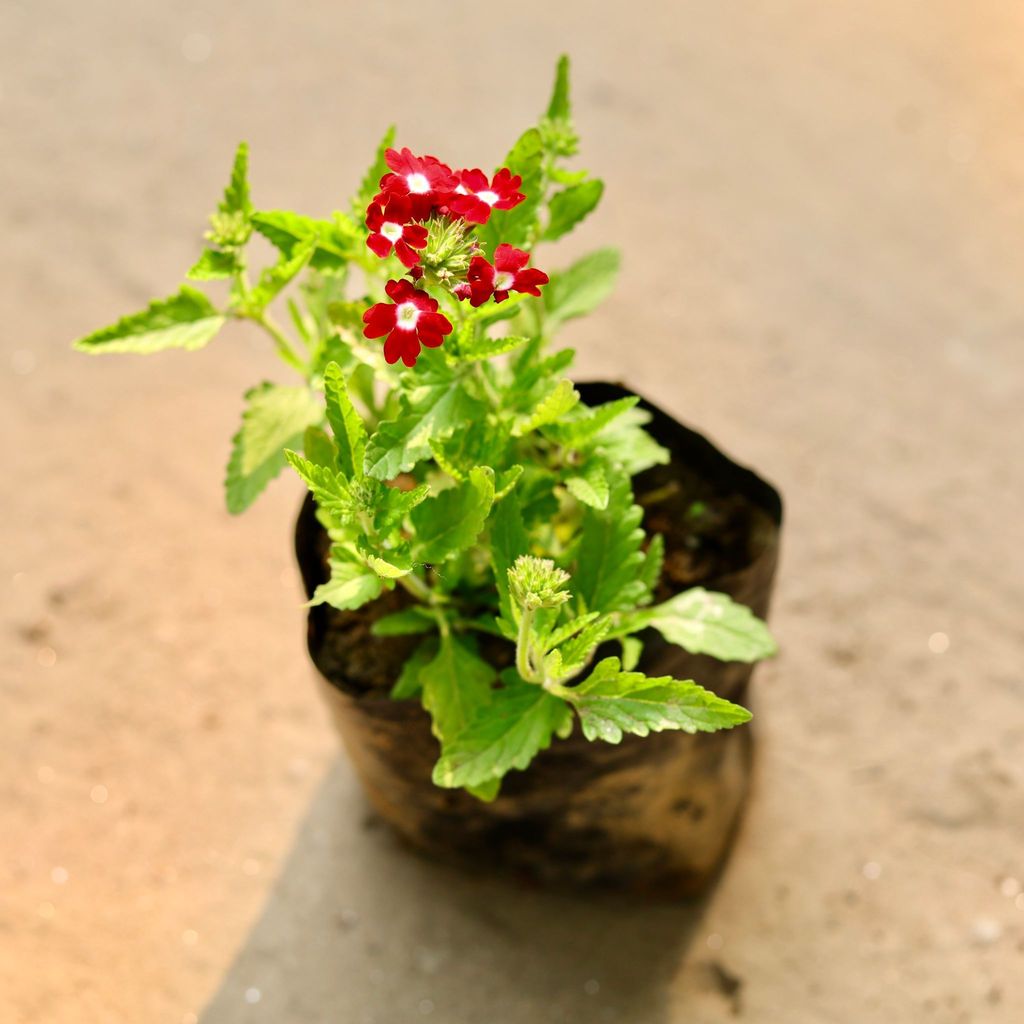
[251,210,356,270]
[638,534,665,603]
[187,248,240,280]
[544,248,620,329]
[411,467,495,564]
[224,384,322,514]
[544,179,604,241]
[546,396,640,447]
[221,141,252,218]
[243,233,317,311]
[284,449,355,522]
[572,470,648,613]
[594,406,671,475]
[390,636,437,700]
[308,549,384,611]
[629,588,777,663]
[371,607,437,637]
[546,54,572,122]
[352,124,396,218]
[512,378,580,437]
[421,633,496,742]
[565,462,609,510]
[479,128,544,254]
[490,491,530,626]
[323,362,367,479]
[433,677,571,790]
[374,482,431,534]
[73,287,226,355]
[459,333,530,363]
[565,657,752,743]
[303,425,338,469]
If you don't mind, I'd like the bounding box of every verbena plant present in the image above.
[75,58,775,800]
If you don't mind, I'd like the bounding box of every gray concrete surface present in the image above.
[3,1,1023,1021]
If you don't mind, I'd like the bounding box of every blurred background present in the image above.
[3,1,1023,1021]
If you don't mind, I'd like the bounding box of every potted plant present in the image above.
[75,57,782,896]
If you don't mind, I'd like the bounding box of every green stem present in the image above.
[516,605,540,683]
[253,310,308,375]
[397,571,434,606]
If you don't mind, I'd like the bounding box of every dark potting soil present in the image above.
[308,458,773,699]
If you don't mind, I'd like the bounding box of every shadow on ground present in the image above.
[200,760,708,1024]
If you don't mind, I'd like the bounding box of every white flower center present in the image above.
[493,271,515,291]
[396,302,420,330]
[381,221,404,243]
[454,184,469,195]
[406,172,430,195]
[477,189,500,206]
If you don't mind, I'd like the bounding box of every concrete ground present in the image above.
[3,1,1023,1021]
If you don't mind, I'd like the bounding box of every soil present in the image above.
[4,3,1024,1023]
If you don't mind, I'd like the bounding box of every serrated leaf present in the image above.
[557,616,614,671]
[251,210,356,270]
[284,449,355,522]
[459,333,530,363]
[308,546,383,611]
[638,534,664,604]
[544,179,604,242]
[244,233,317,311]
[566,657,752,743]
[220,141,252,217]
[364,369,485,480]
[187,248,240,280]
[371,607,437,637]
[594,406,671,475]
[322,362,367,480]
[573,469,647,613]
[359,538,413,579]
[225,384,322,514]
[629,588,778,663]
[73,287,226,355]
[352,124,396,217]
[479,127,544,254]
[410,467,495,564]
[545,396,640,447]
[544,611,601,652]
[546,54,572,122]
[433,677,571,790]
[512,378,580,437]
[303,425,338,469]
[390,636,436,700]
[565,462,609,509]
[544,248,620,329]
[490,491,530,625]
[494,464,524,500]
[374,482,431,534]
[421,633,496,743]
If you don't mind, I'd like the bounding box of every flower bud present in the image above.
[508,555,571,612]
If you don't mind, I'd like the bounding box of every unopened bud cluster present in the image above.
[508,555,571,611]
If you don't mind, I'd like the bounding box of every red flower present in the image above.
[365,194,428,268]
[378,147,455,218]
[448,167,525,224]
[462,244,549,307]
[362,279,453,367]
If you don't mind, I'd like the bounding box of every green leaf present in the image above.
[433,677,571,789]
[565,462,609,510]
[594,406,671,475]
[620,636,644,671]
[573,470,648,613]
[459,333,530,363]
[371,607,437,637]
[323,362,367,480]
[284,449,356,522]
[73,287,226,355]
[638,534,665,603]
[629,588,778,663]
[187,248,240,280]
[364,366,485,479]
[512,378,580,437]
[565,657,752,743]
[545,396,640,447]
[352,124,396,218]
[243,233,317,311]
[546,54,572,122]
[544,248,620,329]
[251,210,356,270]
[224,384,322,514]
[303,425,338,469]
[489,491,530,627]
[544,179,604,242]
[308,548,384,611]
[421,633,496,742]
[479,128,544,254]
[411,467,495,565]
[373,482,431,534]
[359,538,413,579]
[221,141,252,218]
[390,636,437,700]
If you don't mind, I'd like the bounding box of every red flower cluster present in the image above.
[361,146,550,365]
